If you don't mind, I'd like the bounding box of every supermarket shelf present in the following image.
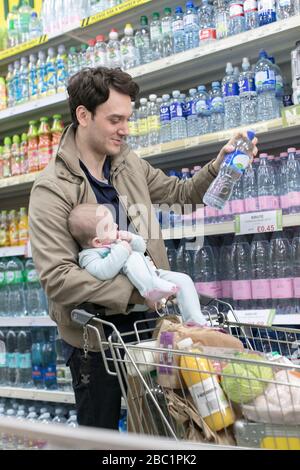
[0,246,26,257]
[0,387,75,404]
[0,316,55,327]
[162,213,300,239]
[273,314,300,326]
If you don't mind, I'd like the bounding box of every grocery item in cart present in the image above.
[124,340,157,377]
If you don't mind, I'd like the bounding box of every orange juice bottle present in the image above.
[0,210,8,247]
[51,114,64,157]
[20,133,28,175]
[180,345,235,432]
[3,137,12,178]
[8,210,19,246]
[11,135,21,177]
[18,207,28,246]
[38,117,52,170]
[27,121,40,173]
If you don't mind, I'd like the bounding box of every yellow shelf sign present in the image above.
[81,0,152,28]
[0,34,47,60]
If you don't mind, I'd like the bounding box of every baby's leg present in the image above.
[158,270,207,324]
[122,253,178,302]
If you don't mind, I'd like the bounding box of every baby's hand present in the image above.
[119,240,132,254]
[118,230,133,242]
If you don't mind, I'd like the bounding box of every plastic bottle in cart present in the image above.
[228,0,245,35]
[244,0,259,30]
[16,330,32,387]
[183,1,199,50]
[239,58,257,125]
[107,30,121,68]
[24,258,47,317]
[255,50,277,121]
[215,0,229,40]
[147,94,160,146]
[180,339,235,431]
[51,114,64,157]
[138,98,149,148]
[6,330,17,386]
[11,135,21,177]
[270,232,294,314]
[134,16,152,65]
[291,41,300,106]
[67,47,79,78]
[222,62,241,130]
[0,330,7,384]
[276,0,294,20]
[269,56,283,117]
[172,6,185,54]
[193,241,220,299]
[6,257,26,317]
[292,230,300,313]
[85,39,96,68]
[196,85,211,135]
[210,82,224,133]
[56,45,68,93]
[6,64,15,108]
[257,0,276,26]
[170,90,187,140]
[120,24,137,70]
[250,234,271,309]
[198,0,216,43]
[37,51,47,98]
[203,130,256,209]
[286,148,300,214]
[230,235,252,310]
[160,94,171,143]
[257,153,279,211]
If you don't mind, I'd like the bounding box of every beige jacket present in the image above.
[29,125,217,349]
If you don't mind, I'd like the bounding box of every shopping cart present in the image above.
[71,300,300,450]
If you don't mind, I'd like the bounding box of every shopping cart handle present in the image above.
[71,309,95,326]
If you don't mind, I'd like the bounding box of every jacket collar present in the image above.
[57,124,130,179]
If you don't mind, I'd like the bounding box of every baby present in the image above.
[68,203,206,324]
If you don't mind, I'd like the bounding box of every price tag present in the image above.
[228,309,276,327]
[235,210,282,235]
[282,104,300,128]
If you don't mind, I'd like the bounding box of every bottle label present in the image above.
[0,352,6,367]
[128,121,138,137]
[231,199,245,214]
[258,0,276,12]
[184,100,196,117]
[240,77,256,93]
[138,118,148,136]
[183,13,198,27]
[29,70,38,97]
[170,102,183,119]
[223,83,239,97]
[44,364,57,382]
[255,70,276,89]
[211,96,224,112]
[293,278,300,298]
[270,278,293,299]
[229,4,244,17]
[5,270,22,284]
[32,365,43,382]
[244,0,258,12]
[244,197,258,212]
[160,105,171,122]
[147,116,160,132]
[161,22,172,36]
[278,0,289,6]
[95,51,107,67]
[196,99,210,114]
[200,28,216,41]
[28,149,40,172]
[0,272,5,286]
[150,25,162,41]
[17,353,32,369]
[232,280,252,300]
[258,195,280,210]
[221,280,232,298]
[190,376,229,419]
[195,281,222,298]
[225,149,250,173]
[46,67,57,94]
[7,352,17,369]
[172,19,184,32]
[251,279,271,299]
[25,269,39,283]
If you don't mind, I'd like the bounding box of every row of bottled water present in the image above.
[292,41,300,105]
[128,51,291,149]
[167,228,300,315]
[0,327,71,391]
[0,257,47,317]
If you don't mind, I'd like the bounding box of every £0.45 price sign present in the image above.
[235,210,283,235]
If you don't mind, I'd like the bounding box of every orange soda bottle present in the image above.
[18,207,28,246]
[8,210,19,246]
[27,121,40,173]
[11,135,21,177]
[38,117,52,170]
[51,114,64,158]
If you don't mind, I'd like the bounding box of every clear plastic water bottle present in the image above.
[257,0,276,26]
[37,51,47,98]
[193,241,220,299]
[107,29,121,68]
[138,98,149,148]
[0,261,7,317]
[250,234,271,309]
[243,164,258,212]
[6,64,15,108]
[120,24,136,70]
[56,44,68,94]
[230,174,245,217]
[176,241,194,278]
[239,57,257,125]
[270,232,294,314]
[244,0,259,30]
[170,90,187,140]
[276,0,294,19]
[268,56,283,117]
[183,1,199,50]
[147,94,160,146]
[198,0,216,42]
[94,35,107,68]
[203,130,256,209]
[18,0,33,43]
[127,102,139,150]
[52,407,67,424]
[150,12,163,61]
[257,153,279,211]
[31,330,44,389]
[172,6,185,54]
[255,50,277,121]
[228,0,245,35]
[215,0,229,40]
[29,12,42,39]
[78,44,88,70]
[185,88,199,137]
[0,330,7,385]
[210,81,225,132]
[222,62,241,129]
[292,230,300,313]
[86,38,96,67]
[196,85,211,135]
[134,16,152,65]
[24,258,47,317]
[46,47,57,96]
[219,236,234,303]
[231,235,252,310]
[286,147,300,214]
[161,8,174,57]
[67,47,79,78]
[6,258,26,317]
[291,41,300,106]
[19,57,29,104]
[16,330,32,387]
[7,6,19,48]
[160,94,171,143]
[42,330,57,390]
[28,54,38,101]
[6,330,17,386]
[67,410,78,428]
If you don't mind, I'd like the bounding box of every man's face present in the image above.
[85,88,132,157]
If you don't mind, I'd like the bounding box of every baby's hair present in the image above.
[68,203,112,248]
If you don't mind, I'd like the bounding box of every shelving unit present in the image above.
[0,387,75,404]
[0,316,55,327]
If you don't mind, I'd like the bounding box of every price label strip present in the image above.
[228,309,276,327]
[81,0,151,28]
[282,104,300,128]
[0,35,48,62]
[235,210,283,235]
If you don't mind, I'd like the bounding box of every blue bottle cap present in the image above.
[247,129,256,141]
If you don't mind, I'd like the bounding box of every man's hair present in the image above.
[67,67,140,128]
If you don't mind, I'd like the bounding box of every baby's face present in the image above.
[96,209,118,244]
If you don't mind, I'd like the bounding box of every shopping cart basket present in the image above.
[71,302,300,450]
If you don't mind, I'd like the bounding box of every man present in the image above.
[29,67,257,430]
